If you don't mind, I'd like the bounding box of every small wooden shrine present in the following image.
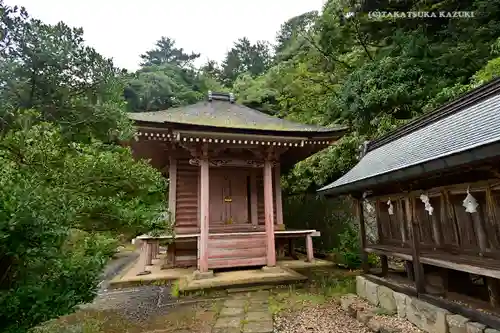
[318,78,500,327]
[128,92,346,277]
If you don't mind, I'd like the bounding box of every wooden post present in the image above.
[274,164,284,228]
[485,187,500,307]
[137,240,151,275]
[162,242,175,269]
[397,200,407,246]
[288,239,298,259]
[250,170,258,226]
[199,157,210,272]
[487,278,500,307]
[381,255,389,276]
[430,214,442,248]
[374,198,389,269]
[406,196,425,294]
[146,241,153,266]
[356,198,370,273]
[264,159,276,267]
[405,261,415,281]
[306,234,314,262]
[168,156,177,223]
[152,241,158,259]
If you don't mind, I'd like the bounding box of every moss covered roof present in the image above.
[128,100,345,134]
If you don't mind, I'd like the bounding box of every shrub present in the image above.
[333,223,362,269]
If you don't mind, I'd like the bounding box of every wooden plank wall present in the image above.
[374,180,500,259]
[207,233,267,269]
[175,159,199,233]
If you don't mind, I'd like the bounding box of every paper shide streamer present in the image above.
[419,194,434,215]
[463,187,479,213]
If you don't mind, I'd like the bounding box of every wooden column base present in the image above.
[306,234,314,262]
[145,241,153,266]
[193,270,214,280]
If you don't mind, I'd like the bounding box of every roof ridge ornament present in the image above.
[207,91,236,103]
[357,140,370,160]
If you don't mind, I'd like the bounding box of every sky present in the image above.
[6,0,326,71]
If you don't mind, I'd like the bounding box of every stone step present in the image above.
[227,285,274,293]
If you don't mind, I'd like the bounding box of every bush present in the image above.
[0,122,167,333]
[283,194,354,252]
[333,223,362,269]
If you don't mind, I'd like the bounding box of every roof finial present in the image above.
[357,140,370,160]
[208,91,213,102]
[229,93,235,103]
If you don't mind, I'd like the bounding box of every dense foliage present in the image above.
[0,2,167,332]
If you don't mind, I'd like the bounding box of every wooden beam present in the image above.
[364,274,417,297]
[406,196,426,294]
[356,198,369,273]
[264,159,276,267]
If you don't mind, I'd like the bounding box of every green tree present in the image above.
[139,36,200,67]
[220,37,272,86]
[0,2,169,331]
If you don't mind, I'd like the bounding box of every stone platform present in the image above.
[356,275,500,333]
[108,252,334,292]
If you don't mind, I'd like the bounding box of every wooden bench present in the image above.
[275,230,321,262]
[365,244,500,279]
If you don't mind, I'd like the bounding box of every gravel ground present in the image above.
[274,299,371,333]
[349,298,422,333]
[274,297,423,333]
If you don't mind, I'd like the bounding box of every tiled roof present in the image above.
[318,78,500,195]
[128,100,345,134]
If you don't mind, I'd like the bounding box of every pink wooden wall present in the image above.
[174,163,278,234]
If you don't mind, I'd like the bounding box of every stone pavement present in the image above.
[212,290,273,333]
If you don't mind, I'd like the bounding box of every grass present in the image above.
[31,310,139,333]
[32,301,219,333]
[171,280,180,297]
[268,267,358,315]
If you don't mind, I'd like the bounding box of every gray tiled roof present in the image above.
[318,91,500,194]
[128,100,345,134]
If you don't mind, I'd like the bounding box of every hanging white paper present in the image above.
[387,200,394,215]
[363,191,375,213]
[463,188,478,213]
[419,194,434,216]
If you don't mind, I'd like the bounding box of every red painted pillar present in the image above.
[264,159,276,267]
[274,164,283,228]
[199,158,210,272]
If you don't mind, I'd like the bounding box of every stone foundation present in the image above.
[356,276,500,333]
